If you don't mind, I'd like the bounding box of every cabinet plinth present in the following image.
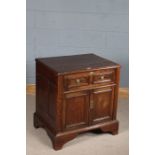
[34,53,120,150]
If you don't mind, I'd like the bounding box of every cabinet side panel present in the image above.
[48,80,57,127]
[36,61,57,133]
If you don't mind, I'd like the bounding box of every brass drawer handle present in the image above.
[90,72,94,75]
[76,79,80,84]
[100,76,104,80]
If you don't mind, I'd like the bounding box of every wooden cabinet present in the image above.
[34,54,120,150]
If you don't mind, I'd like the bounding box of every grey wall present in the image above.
[26,0,129,87]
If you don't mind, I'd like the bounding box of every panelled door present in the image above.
[63,90,90,130]
[90,86,115,124]
[63,86,115,130]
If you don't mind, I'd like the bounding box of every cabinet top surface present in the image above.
[36,54,120,74]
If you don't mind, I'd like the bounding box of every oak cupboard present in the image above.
[34,53,120,150]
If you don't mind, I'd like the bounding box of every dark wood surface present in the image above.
[36,53,119,74]
[34,54,120,150]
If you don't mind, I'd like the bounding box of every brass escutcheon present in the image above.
[76,79,80,84]
[89,72,94,75]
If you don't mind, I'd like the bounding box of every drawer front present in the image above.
[93,69,115,84]
[64,73,89,90]
[64,69,115,91]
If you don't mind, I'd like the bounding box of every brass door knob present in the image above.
[76,79,80,84]
[89,72,94,75]
[101,76,104,80]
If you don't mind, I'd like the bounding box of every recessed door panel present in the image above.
[91,86,114,124]
[63,91,89,130]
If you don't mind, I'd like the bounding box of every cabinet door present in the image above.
[63,90,89,130]
[91,86,114,124]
